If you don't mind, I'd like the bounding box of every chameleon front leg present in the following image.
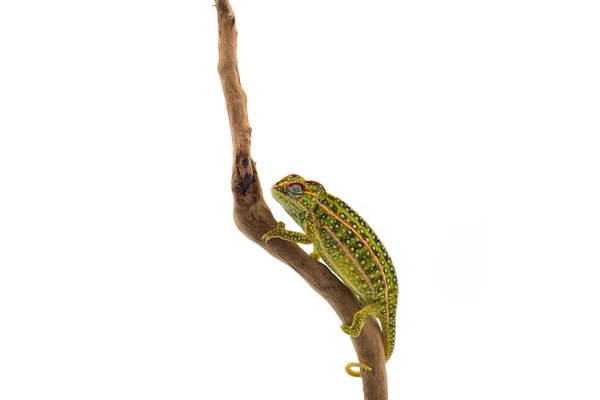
[262,214,317,245]
[262,218,321,260]
[261,221,314,244]
[262,221,320,261]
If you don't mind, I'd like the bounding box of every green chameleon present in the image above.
[262,174,398,377]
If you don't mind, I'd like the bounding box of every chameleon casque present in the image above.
[262,174,398,377]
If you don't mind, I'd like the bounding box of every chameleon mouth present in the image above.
[271,187,292,207]
[270,186,287,206]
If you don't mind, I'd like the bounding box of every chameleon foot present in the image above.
[341,323,362,337]
[261,221,286,242]
[345,362,372,378]
[309,251,320,261]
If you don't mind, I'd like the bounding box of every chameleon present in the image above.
[262,174,398,377]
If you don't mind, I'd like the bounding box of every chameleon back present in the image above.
[311,191,398,361]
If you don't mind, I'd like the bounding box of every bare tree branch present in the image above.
[215,1,388,398]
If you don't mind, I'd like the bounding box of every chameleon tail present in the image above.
[345,362,372,377]
[381,314,396,362]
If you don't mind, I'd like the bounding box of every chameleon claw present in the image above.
[261,231,275,242]
[275,221,286,229]
[345,362,372,377]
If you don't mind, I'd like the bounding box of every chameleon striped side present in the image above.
[262,174,398,377]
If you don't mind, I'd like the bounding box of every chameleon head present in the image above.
[271,174,323,226]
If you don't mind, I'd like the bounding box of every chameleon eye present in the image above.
[287,183,304,198]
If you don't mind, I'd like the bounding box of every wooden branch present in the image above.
[215,1,388,398]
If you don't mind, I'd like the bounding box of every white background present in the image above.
[1,1,599,399]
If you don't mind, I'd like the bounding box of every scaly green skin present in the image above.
[262,174,398,377]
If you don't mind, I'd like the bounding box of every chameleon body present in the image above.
[262,174,398,377]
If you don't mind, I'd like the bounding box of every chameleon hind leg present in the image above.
[341,303,382,377]
[341,302,380,337]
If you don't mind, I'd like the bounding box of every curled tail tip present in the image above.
[344,362,372,378]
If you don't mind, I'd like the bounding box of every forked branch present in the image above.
[215,1,388,398]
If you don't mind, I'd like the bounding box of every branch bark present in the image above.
[215,1,388,398]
